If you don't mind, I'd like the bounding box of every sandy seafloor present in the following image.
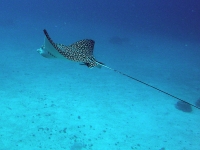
[0,19,200,150]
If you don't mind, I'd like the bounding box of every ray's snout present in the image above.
[37,46,56,58]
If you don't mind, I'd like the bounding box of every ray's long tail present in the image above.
[97,63,200,110]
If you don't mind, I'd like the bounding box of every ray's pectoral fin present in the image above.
[37,32,66,59]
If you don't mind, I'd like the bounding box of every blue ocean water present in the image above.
[0,0,200,149]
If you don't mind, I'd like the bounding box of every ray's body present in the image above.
[37,29,199,110]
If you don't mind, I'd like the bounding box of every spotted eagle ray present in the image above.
[37,29,199,110]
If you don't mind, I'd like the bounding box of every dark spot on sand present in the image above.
[175,101,192,112]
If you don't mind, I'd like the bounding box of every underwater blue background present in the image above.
[0,0,200,150]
